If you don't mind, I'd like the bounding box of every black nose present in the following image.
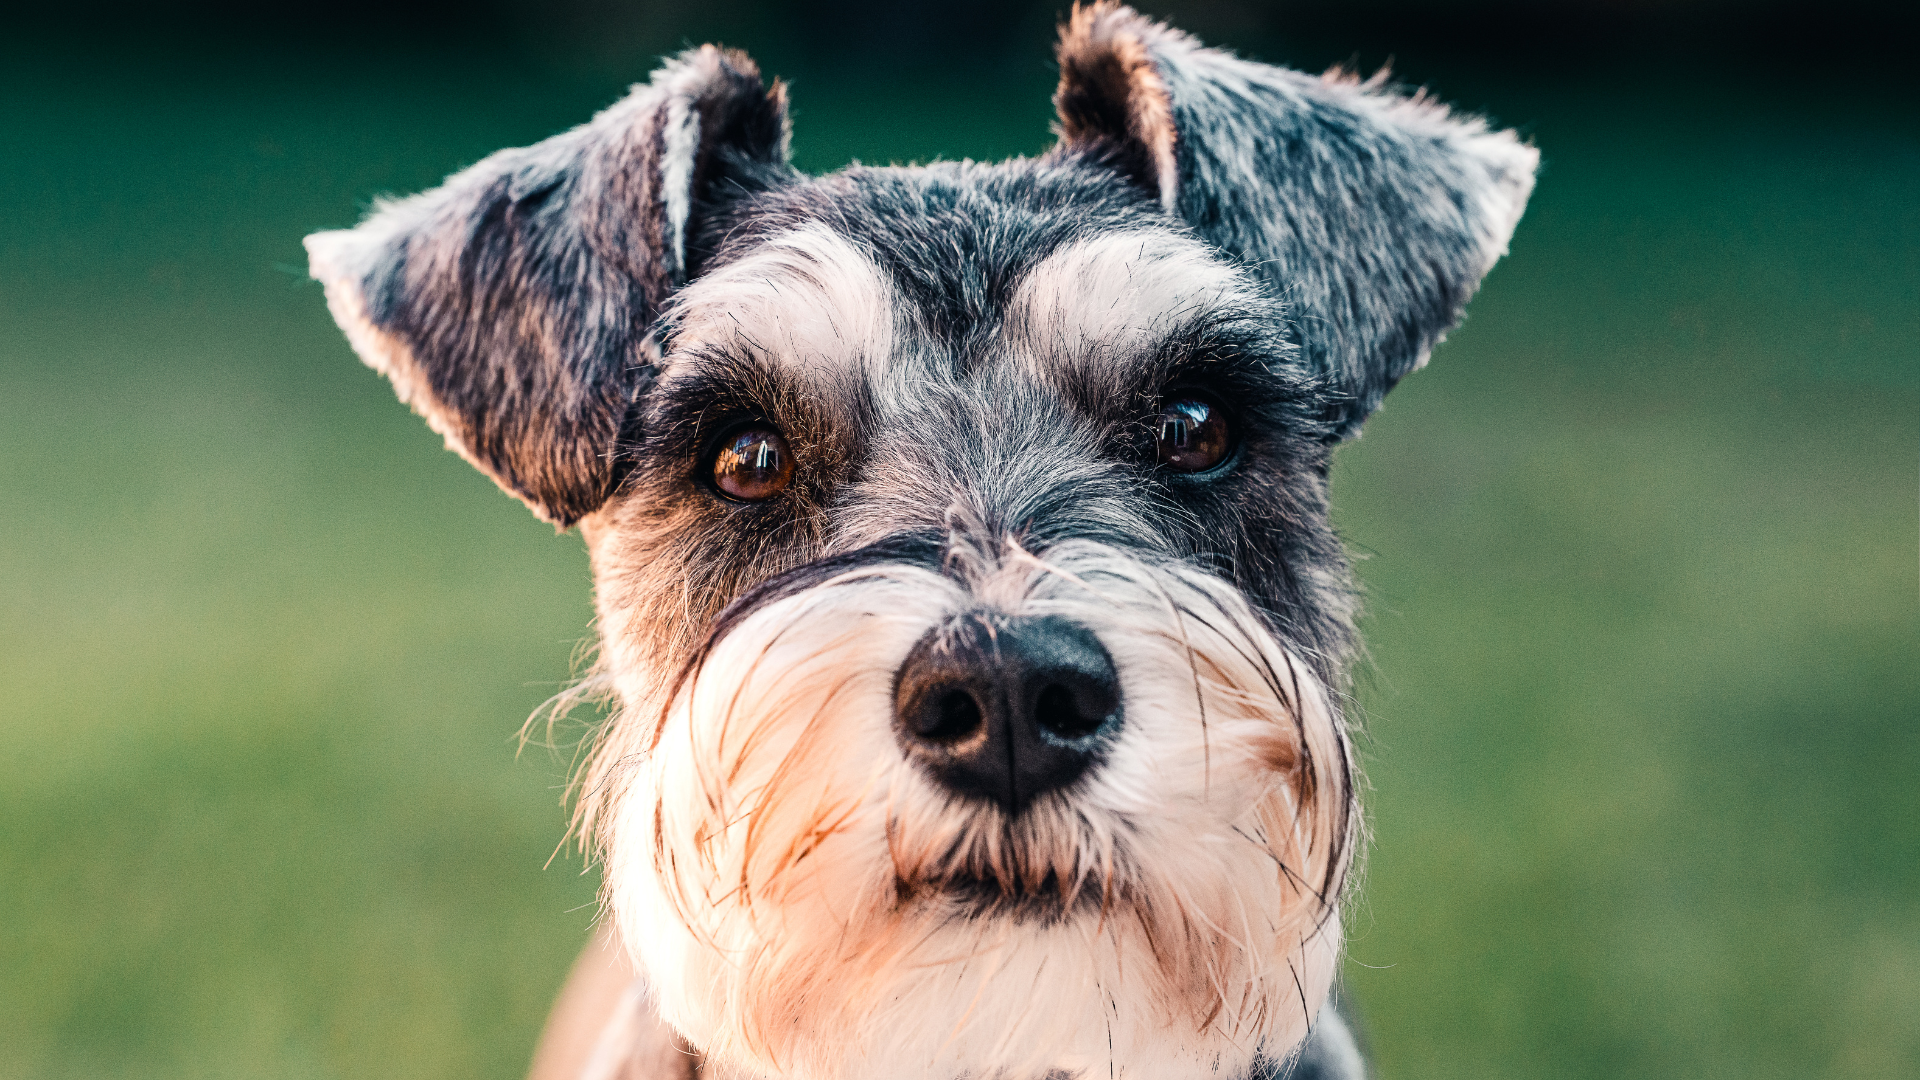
[893,614,1123,812]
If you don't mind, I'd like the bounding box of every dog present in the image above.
[304,5,1535,1079]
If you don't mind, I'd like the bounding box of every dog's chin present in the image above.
[615,875,1340,1080]
[611,831,1342,1080]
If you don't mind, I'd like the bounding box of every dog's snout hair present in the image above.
[602,534,1356,1080]
[305,5,1535,1080]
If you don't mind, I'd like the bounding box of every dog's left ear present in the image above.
[1053,2,1537,438]
[306,46,791,527]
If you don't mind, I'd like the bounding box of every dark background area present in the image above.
[15,0,1920,71]
[3,3,1915,1079]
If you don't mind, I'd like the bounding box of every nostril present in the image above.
[1033,683,1103,742]
[918,688,985,743]
[894,614,1121,812]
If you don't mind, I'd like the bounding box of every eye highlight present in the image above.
[1154,391,1233,473]
[711,424,794,501]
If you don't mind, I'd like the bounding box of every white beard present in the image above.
[599,540,1355,1080]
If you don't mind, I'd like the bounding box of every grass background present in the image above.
[3,3,1915,1078]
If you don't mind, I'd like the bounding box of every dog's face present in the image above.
[306,6,1534,1080]
[589,181,1357,1080]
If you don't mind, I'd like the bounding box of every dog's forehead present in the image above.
[666,165,1262,390]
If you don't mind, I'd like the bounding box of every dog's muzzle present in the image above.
[893,614,1123,813]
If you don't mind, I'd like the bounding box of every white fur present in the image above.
[660,93,700,283]
[1004,231,1265,378]
[668,224,897,379]
[603,539,1350,1080]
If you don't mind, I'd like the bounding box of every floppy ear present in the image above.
[306,46,791,527]
[1053,2,1537,439]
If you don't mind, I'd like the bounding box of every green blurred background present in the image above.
[3,2,1915,1078]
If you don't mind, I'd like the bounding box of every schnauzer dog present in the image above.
[305,4,1534,1079]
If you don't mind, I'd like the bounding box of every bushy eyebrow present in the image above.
[662,221,899,383]
[998,229,1305,405]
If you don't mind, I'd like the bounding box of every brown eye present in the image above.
[711,425,794,501]
[1154,392,1233,472]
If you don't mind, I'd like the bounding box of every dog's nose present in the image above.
[894,615,1122,812]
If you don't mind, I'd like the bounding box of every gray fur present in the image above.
[1053,2,1537,437]
[619,171,1359,685]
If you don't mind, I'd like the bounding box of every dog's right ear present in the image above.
[306,46,791,528]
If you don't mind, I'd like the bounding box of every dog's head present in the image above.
[307,6,1534,1079]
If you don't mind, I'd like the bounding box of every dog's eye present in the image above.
[711,425,795,501]
[1154,392,1233,472]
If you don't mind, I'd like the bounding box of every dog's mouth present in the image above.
[897,867,1108,923]
[884,790,1141,924]
[893,823,1130,924]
